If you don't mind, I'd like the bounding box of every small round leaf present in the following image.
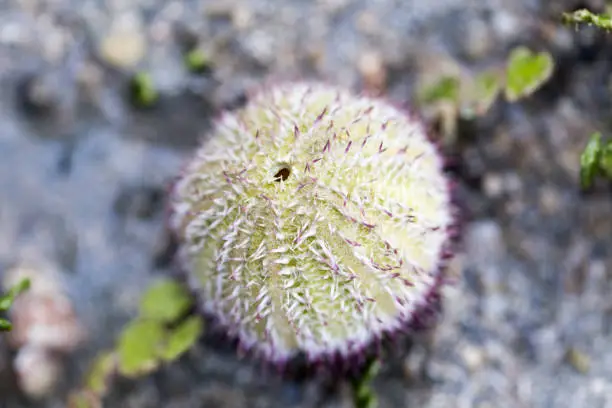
[159,316,204,362]
[139,279,193,323]
[85,351,116,395]
[505,47,554,102]
[117,320,164,377]
[417,76,460,105]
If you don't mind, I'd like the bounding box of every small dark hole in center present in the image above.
[274,167,291,182]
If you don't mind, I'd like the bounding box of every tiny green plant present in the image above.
[349,359,381,408]
[564,8,612,189]
[184,49,213,75]
[562,8,612,31]
[68,279,203,407]
[417,76,460,105]
[579,132,612,189]
[461,70,503,118]
[0,278,31,332]
[416,46,554,118]
[129,72,158,108]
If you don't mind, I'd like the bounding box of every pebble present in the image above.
[482,173,504,198]
[113,184,165,220]
[0,21,28,45]
[357,49,386,93]
[98,14,146,69]
[565,347,591,374]
[203,2,236,18]
[460,343,487,372]
[482,172,522,198]
[13,345,62,400]
[464,220,505,268]
[317,0,351,14]
[528,327,562,366]
[538,185,562,215]
[99,31,146,68]
[355,10,380,35]
[490,10,522,42]
[195,383,247,408]
[36,16,68,64]
[240,29,276,66]
[232,6,253,30]
[402,344,428,382]
[544,24,575,52]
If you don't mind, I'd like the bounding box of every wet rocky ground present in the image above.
[1,0,612,407]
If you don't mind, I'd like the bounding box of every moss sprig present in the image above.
[0,278,31,332]
[562,9,612,31]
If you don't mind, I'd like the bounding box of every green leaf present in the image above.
[350,359,381,408]
[565,347,590,374]
[139,279,193,323]
[599,140,612,179]
[362,360,381,383]
[159,316,204,362]
[8,278,31,297]
[580,132,603,189]
[184,49,212,74]
[117,320,165,377]
[0,297,11,312]
[504,47,554,102]
[130,72,158,108]
[1,278,31,332]
[0,318,12,331]
[0,278,31,311]
[85,351,116,395]
[417,76,460,105]
[68,390,101,408]
[355,392,377,408]
[461,70,502,117]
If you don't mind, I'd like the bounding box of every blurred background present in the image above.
[1,0,612,407]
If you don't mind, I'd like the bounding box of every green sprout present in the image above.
[139,279,193,323]
[562,9,612,31]
[580,132,612,189]
[416,46,553,121]
[0,278,31,332]
[601,142,612,179]
[417,76,460,105]
[84,351,116,395]
[350,359,382,408]
[460,69,502,118]
[116,279,202,377]
[129,72,158,108]
[67,278,203,407]
[184,49,213,75]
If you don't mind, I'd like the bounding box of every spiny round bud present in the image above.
[169,82,457,366]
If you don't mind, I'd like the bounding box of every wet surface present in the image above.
[0,0,612,407]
